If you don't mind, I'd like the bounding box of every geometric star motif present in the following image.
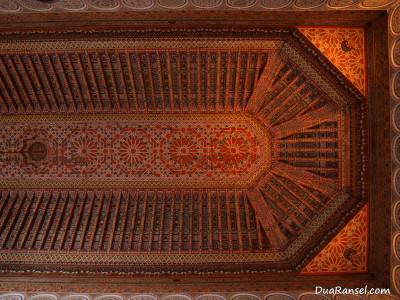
[298,27,366,96]
[301,204,368,274]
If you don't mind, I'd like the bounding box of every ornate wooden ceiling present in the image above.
[0,28,367,275]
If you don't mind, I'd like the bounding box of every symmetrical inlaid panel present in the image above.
[0,114,270,188]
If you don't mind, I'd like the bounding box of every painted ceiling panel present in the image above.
[0,28,367,275]
[298,27,366,96]
[0,114,271,188]
[301,204,368,274]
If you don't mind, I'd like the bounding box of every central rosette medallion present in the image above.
[0,114,271,189]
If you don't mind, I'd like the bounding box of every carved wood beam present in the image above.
[270,161,337,195]
[245,189,288,249]
[270,105,336,139]
[245,50,282,113]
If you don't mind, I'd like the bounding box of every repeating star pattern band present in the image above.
[0,114,270,189]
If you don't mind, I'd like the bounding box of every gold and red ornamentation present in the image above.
[113,128,155,175]
[160,128,206,175]
[0,114,270,188]
[0,28,366,274]
[301,204,368,274]
[298,27,366,96]
[213,128,257,174]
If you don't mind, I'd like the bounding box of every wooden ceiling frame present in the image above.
[0,10,391,293]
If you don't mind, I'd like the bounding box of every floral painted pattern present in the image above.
[0,115,270,186]
[298,27,366,96]
[213,129,257,174]
[301,204,368,274]
[113,129,155,175]
[63,129,105,175]
[160,128,205,174]
[119,137,147,165]
[169,138,200,167]
[219,136,250,165]
[69,136,98,163]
